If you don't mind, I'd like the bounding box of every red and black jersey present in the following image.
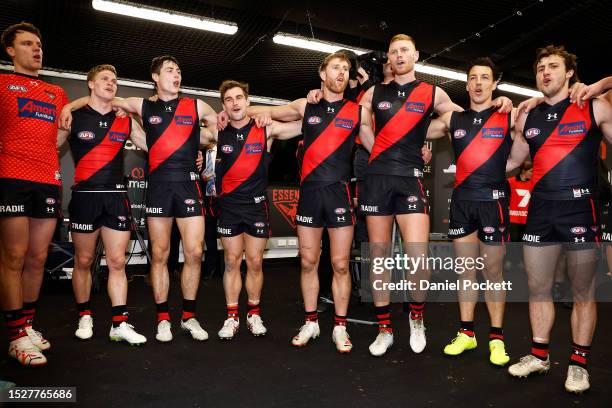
[142,97,200,182]
[368,80,435,177]
[68,106,130,191]
[216,119,269,204]
[525,98,602,200]
[450,107,512,200]
[300,99,361,185]
[0,72,68,185]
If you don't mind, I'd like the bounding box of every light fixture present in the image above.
[272,33,368,56]
[91,0,238,35]
[414,63,467,82]
[497,83,543,98]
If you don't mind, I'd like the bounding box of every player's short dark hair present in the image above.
[219,79,249,100]
[1,22,41,51]
[467,57,501,82]
[150,55,179,75]
[534,45,579,85]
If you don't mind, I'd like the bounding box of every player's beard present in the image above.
[325,77,347,94]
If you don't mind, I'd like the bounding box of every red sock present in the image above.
[227,304,239,321]
[531,341,549,361]
[334,314,347,326]
[570,343,590,368]
[375,305,392,333]
[247,301,260,317]
[305,310,318,323]
[409,302,425,320]
[156,302,170,323]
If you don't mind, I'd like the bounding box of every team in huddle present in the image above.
[2,21,612,395]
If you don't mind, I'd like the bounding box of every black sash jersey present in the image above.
[525,98,602,200]
[450,107,512,201]
[216,120,269,204]
[142,97,200,182]
[69,106,130,191]
[368,80,435,177]
[300,99,361,186]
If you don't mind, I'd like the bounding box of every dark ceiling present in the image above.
[1,0,610,105]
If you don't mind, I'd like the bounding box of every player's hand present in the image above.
[422,145,432,164]
[574,82,603,108]
[217,111,229,131]
[196,150,204,172]
[517,97,543,114]
[254,113,272,128]
[59,106,73,130]
[306,89,323,104]
[492,96,513,113]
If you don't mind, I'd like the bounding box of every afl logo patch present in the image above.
[46,198,56,205]
[308,116,321,125]
[453,129,466,139]
[570,226,586,234]
[148,116,162,125]
[407,196,418,203]
[7,84,27,92]
[525,128,540,139]
[334,208,346,215]
[254,222,265,227]
[117,216,127,221]
[221,145,233,153]
[377,101,392,110]
[77,131,95,140]
[184,199,196,205]
[483,226,495,234]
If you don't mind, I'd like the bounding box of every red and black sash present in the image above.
[74,116,130,184]
[221,125,266,195]
[455,111,510,188]
[148,98,196,174]
[301,101,360,182]
[369,82,433,163]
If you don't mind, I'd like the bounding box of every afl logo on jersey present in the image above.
[149,116,162,125]
[377,101,392,110]
[570,226,586,234]
[7,84,27,92]
[308,116,322,125]
[483,226,495,234]
[525,128,540,139]
[254,222,265,228]
[453,129,466,139]
[45,198,56,205]
[77,131,95,141]
[184,199,196,205]
[334,208,346,215]
[221,145,233,153]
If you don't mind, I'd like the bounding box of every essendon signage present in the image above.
[270,186,300,233]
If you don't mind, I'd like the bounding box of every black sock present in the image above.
[4,309,27,342]
[182,299,196,321]
[569,342,591,368]
[23,301,37,326]
[489,326,504,341]
[77,300,92,317]
[111,305,128,328]
[156,302,170,323]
